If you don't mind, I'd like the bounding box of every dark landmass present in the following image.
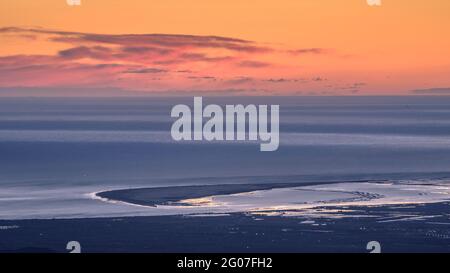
[96,180,383,206]
[1,202,449,253]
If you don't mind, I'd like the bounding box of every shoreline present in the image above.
[1,201,449,253]
[93,179,450,219]
[95,179,386,207]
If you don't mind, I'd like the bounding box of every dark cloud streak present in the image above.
[410,87,450,95]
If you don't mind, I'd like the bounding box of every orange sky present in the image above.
[0,0,449,96]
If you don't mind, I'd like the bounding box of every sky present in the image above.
[0,0,449,96]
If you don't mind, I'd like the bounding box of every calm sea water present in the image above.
[1,96,450,219]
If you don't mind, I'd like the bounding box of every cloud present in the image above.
[265,76,325,83]
[0,55,59,68]
[121,46,172,55]
[0,86,136,97]
[410,87,450,95]
[187,76,217,81]
[0,27,271,67]
[226,77,253,85]
[266,78,289,83]
[264,78,308,83]
[177,53,232,63]
[338,82,366,90]
[0,27,331,95]
[123,68,168,74]
[58,46,113,60]
[312,77,326,82]
[0,27,269,53]
[237,60,271,68]
[289,48,328,55]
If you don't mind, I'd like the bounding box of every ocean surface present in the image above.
[1,96,450,219]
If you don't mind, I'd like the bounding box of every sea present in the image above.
[1,96,450,219]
